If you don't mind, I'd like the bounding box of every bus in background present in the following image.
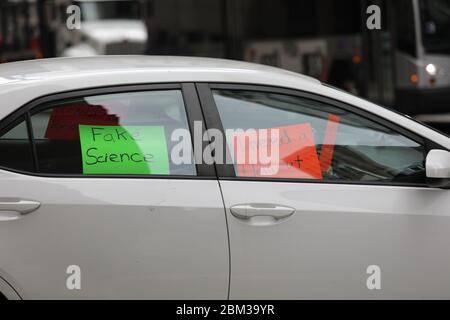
[244,0,450,117]
[244,36,364,97]
[394,0,450,115]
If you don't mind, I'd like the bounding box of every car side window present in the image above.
[213,89,426,184]
[29,89,196,176]
[0,117,34,172]
[0,89,197,176]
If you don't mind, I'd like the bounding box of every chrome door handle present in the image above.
[0,199,41,215]
[230,203,295,220]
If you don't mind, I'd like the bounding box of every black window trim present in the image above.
[196,82,448,188]
[0,82,216,179]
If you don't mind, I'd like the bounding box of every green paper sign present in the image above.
[79,125,170,175]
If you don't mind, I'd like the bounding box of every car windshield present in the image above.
[420,0,450,53]
[76,0,141,21]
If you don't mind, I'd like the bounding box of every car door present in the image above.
[0,83,229,299]
[197,83,450,299]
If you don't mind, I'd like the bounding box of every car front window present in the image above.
[213,89,426,184]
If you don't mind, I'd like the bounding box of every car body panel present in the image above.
[0,169,228,299]
[220,180,450,299]
[0,275,21,300]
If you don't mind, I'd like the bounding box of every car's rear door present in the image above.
[0,83,229,299]
[198,83,450,299]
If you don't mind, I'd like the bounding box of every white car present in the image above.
[0,56,449,300]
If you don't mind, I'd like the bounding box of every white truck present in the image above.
[54,0,147,57]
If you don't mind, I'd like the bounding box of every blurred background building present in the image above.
[0,0,449,133]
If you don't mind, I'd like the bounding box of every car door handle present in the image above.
[230,203,295,220]
[0,199,41,215]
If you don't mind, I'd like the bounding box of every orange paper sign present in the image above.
[231,123,323,179]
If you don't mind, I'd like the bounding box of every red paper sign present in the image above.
[44,104,119,140]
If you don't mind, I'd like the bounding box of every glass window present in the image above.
[213,89,426,184]
[0,117,34,172]
[30,90,196,176]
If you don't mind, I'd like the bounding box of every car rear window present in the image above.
[0,89,197,176]
[0,116,34,172]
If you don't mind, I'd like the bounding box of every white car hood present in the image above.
[81,20,147,44]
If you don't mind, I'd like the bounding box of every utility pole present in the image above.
[222,0,244,60]
[37,0,55,57]
[0,1,6,57]
[359,0,371,100]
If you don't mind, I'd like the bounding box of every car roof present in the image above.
[0,55,322,114]
[0,55,320,88]
[0,56,448,148]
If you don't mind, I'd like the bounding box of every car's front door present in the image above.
[199,83,450,299]
[0,84,229,299]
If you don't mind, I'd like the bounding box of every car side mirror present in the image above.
[426,149,450,189]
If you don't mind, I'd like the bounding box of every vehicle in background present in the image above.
[54,0,147,57]
[244,35,363,96]
[393,0,450,115]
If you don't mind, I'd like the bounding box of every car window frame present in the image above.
[196,82,447,188]
[0,83,216,179]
